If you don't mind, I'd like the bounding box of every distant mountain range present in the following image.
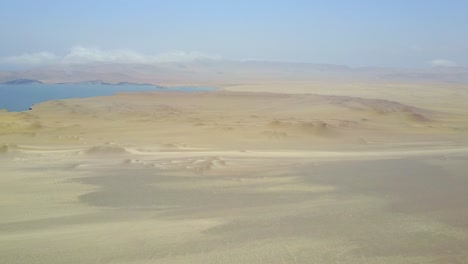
[55,80,158,86]
[1,78,160,87]
[1,78,43,85]
[1,60,467,87]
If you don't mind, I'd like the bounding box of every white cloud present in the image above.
[62,46,146,64]
[0,46,221,65]
[430,59,458,67]
[150,51,221,63]
[1,52,60,65]
[240,58,266,62]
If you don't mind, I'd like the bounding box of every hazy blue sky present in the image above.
[0,0,467,68]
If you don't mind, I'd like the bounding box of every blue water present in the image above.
[0,84,214,111]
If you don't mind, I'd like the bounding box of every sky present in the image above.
[0,0,467,68]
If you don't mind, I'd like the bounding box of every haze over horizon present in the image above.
[1,0,467,69]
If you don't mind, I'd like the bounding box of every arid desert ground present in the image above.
[1,79,468,263]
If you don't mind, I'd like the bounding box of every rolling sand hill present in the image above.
[2,90,466,149]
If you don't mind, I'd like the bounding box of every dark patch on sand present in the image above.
[299,158,468,221]
[70,156,468,262]
[75,168,317,214]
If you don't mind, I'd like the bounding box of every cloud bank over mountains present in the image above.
[430,59,458,68]
[0,46,463,71]
[0,46,222,65]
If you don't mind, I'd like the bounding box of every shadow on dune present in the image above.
[75,168,317,214]
[299,158,468,224]
[69,156,468,261]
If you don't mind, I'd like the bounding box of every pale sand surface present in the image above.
[1,87,468,263]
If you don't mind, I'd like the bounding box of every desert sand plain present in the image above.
[1,78,468,263]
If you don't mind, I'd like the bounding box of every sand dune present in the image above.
[11,90,460,151]
[82,144,131,155]
[1,143,468,263]
[0,143,18,154]
[1,83,468,263]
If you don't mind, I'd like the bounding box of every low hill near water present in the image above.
[2,91,466,149]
